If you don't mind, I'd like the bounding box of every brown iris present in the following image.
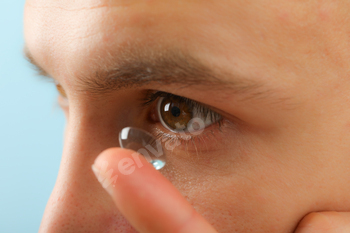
[159,96,193,131]
[55,84,67,98]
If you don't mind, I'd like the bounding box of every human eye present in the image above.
[54,81,69,110]
[55,82,67,98]
[142,91,230,153]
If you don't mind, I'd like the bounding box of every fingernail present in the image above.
[91,163,118,196]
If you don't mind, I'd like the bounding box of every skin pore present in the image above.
[24,0,350,232]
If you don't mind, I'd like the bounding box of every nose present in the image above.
[38,110,138,233]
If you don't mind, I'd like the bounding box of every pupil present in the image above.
[171,106,181,117]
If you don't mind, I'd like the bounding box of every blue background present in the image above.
[0,1,65,232]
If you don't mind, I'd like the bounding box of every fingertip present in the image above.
[295,212,330,233]
[294,211,350,233]
[94,147,133,167]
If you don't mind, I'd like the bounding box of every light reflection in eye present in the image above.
[164,103,170,112]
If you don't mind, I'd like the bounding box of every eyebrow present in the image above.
[24,48,50,77]
[24,46,274,101]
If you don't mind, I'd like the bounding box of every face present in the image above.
[24,0,350,232]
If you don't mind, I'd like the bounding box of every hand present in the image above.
[92,148,218,233]
[294,212,350,233]
[92,148,350,233]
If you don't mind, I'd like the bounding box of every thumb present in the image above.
[295,212,350,233]
[91,147,218,233]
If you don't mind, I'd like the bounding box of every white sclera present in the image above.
[119,127,166,170]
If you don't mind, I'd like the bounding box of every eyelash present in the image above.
[142,91,222,123]
[141,91,226,153]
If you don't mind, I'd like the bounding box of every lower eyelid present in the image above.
[57,95,69,109]
[150,119,230,154]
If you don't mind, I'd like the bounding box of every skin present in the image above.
[24,0,350,232]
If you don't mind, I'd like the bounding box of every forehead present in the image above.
[24,0,343,86]
[24,0,250,69]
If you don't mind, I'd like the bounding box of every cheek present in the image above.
[168,172,291,232]
[160,147,318,233]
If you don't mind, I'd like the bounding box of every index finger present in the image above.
[92,147,218,233]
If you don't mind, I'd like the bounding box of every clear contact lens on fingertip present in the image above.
[119,127,166,170]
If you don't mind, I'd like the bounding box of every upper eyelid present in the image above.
[142,91,188,107]
[143,91,204,107]
[143,90,221,117]
[141,91,172,106]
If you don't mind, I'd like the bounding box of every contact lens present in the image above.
[119,127,166,170]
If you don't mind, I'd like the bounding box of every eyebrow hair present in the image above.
[24,46,277,102]
[24,48,50,77]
